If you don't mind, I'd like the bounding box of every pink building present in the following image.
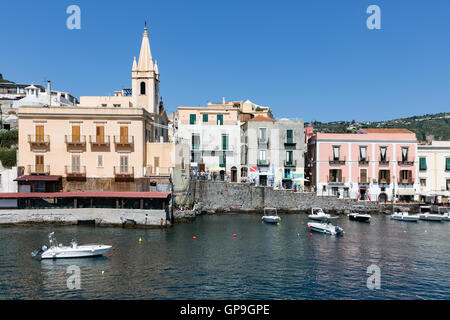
[307,129,418,202]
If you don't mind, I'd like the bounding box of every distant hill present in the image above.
[306,112,450,141]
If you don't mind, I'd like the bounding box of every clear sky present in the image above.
[1,0,449,122]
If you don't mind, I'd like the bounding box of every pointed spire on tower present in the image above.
[137,23,153,71]
[154,60,159,75]
[132,56,137,71]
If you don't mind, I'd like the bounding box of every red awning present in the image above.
[0,192,170,199]
[15,175,62,182]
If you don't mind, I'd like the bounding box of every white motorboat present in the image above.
[307,221,344,236]
[390,206,419,222]
[419,206,443,222]
[308,208,331,221]
[262,208,281,224]
[348,205,371,222]
[438,207,450,221]
[32,232,112,259]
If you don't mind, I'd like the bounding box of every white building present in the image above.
[418,140,450,204]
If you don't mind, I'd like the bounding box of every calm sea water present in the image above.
[0,213,449,300]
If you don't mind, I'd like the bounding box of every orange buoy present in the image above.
[193,236,197,240]
[147,240,151,244]
[309,233,312,236]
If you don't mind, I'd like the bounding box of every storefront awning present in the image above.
[14,175,62,182]
[397,189,415,196]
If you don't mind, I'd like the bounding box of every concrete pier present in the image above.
[0,208,169,228]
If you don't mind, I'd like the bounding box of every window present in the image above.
[217,114,224,125]
[401,147,409,162]
[329,169,342,182]
[447,179,450,191]
[446,158,450,171]
[35,125,44,142]
[120,155,129,173]
[332,146,340,161]
[192,134,200,150]
[359,146,367,161]
[322,185,327,192]
[360,169,368,183]
[420,179,426,187]
[419,157,427,170]
[259,128,267,141]
[286,151,293,164]
[140,82,146,95]
[380,146,387,162]
[101,104,107,107]
[286,130,293,143]
[400,170,412,183]
[202,114,208,123]
[189,114,196,125]
[154,157,160,171]
[96,126,105,143]
[343,188,349,198]
[259,149,266,161]
[219,154,226,168]
[71,154,81,173]
[113,104,121,108]
[120,126,129,143]
[222,134,228,151]
[97,155,103,167]
[72,125,80,143]
[35,154,44,173]
[379,170,390,183]
[284,168,291,179]
[331,187,338,196]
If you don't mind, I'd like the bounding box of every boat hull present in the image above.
[262,216,281,224]
[41,245,112,259]
[419,215,443,222]
[308,215,330,221]
[391,215,419,222]
[348,214,371,222]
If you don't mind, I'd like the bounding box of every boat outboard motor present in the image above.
[31,244,48,257]
[335,226,344,235]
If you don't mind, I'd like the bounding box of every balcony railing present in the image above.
[258,159,270,166]
[28,135,50,147]
[284,138,296,146]
[65,166,86,179]
[378,177,391,184]
[114,166,134,179]
[329,156,346,164]
[65,135,86,146]
[358,177,370,184]
[379,157,390,165]
[358,157,369,165]
[114,135,134,147]
[27,165,50,175]
[89,135,110,147]
[284,160,297,167]
[258,137,269,147]
[398,158,414,166]
[398,178,414,185]
[327,175,345,183]
[145,166,171,177]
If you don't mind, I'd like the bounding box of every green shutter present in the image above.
[190,114,196,125]
[446,158,450,171]
[202,114,208,122]
[219,155,226,168]
[217,114,223,125]
[419,157,427,170]
[222,135,228,150]
[287,130,293,143]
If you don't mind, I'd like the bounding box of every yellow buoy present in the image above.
[276,223,280,226]
[139,237,142,243]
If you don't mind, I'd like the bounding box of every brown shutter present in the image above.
[72,126,80,142]
[329,169,333,182]
[338,169,342,182]
[35,125,44,142]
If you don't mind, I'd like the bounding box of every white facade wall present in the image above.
[0,165,18,193]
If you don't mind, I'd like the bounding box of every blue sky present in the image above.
[1,0,450,122]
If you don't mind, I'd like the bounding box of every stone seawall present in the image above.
[0,208,169,228]
[192,181,420,214]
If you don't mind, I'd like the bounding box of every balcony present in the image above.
[114,166,134,180]
[398,158,414,166]
[65,166,86,180]
[258,159,270,166]
[358,157,369,165]
[378,177,391,184]
[258,137,269,148]
[284,138,296,147]
[329,156,346,165]
[358,177,370,184]
[114,135,134,148]
[327,175,345,184]
[28,135,50,148]
[284,160,297,167]
[379,157,390,165]
[65,135,86,147]
[145,166,171,177]
[28,165,50,175]
[89,135,110,147]
[398,178,414,185]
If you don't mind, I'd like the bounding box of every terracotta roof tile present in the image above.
[249,115,275,122]
[360,128,414,134]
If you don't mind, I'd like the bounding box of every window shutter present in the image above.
[420,157,427,170]
[446,158,450,171]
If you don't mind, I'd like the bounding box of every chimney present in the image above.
[47,80,51,107]
[222,97,225,104]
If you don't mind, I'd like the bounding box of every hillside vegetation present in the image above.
[307,112,450,141]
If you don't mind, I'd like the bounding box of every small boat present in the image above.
[32,232,112,259]
[419,206,443,222]
[308,208,331,221]
[390,206,419,222]
[307,221,344,236]
[348,205,371,222]
[262,208,281,224]
[438,207,450,221]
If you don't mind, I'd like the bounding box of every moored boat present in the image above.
[419,206,443,222]
[307,221,344,236]
[32,232,112,259]
[348,205,371,222]
[308,208,331,221]
[438,206,450,221]
[262,208,281,224]
[391,206,419,222]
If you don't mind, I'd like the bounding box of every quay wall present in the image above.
[190,181,420,214]
[0,208,168,228]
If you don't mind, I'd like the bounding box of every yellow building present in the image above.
[17,26,189,193]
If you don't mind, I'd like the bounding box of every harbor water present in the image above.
[0,213,449,299]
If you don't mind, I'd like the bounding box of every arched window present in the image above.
[140,82,146,95]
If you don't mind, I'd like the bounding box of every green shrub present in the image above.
[0,148,17,168]
[0,129,18,148]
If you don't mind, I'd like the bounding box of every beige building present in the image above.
[418,140,450,203]
[17,26,189,193]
